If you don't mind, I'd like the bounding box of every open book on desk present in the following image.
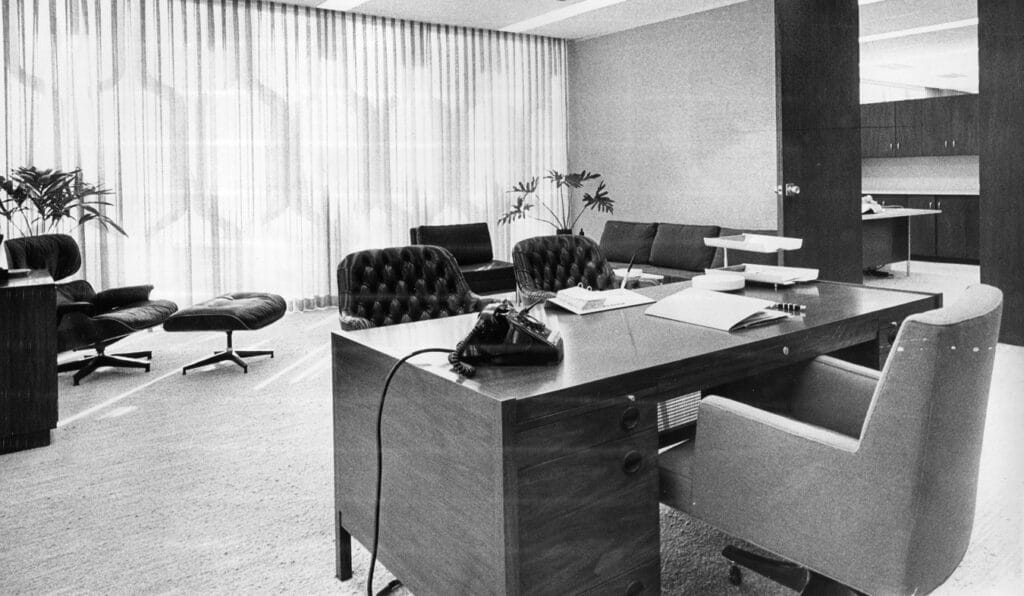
[547,287,655,315]
[644,288,789,331]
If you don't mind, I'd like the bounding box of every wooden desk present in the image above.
[332,282,939,595]
[862,208,941,276]
[1,271,57,454]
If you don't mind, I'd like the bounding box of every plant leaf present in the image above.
[582,180,614,214]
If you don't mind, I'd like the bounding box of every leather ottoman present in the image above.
[164,292,286,374]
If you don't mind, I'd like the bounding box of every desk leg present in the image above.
[906,219,912,276]
[336,510,353,581]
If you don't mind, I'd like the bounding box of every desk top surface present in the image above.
[862,207,942,221]
[334,282,938,404]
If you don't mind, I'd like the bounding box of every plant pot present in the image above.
[556,228,573,235]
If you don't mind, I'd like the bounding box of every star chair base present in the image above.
[181,330,273,375]
[59,350,152,386]
[722,545,865,596]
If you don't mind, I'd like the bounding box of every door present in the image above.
[776,0,862,282]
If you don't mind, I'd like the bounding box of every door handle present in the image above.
[784,183,801,197]
[944,139,949,149]
[952,139,956,149]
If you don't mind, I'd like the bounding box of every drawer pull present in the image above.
[782,346,790,356]
[626,580,645,595]
[623,451,643,475]
[621,406,640,430]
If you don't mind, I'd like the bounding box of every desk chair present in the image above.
[512,234,615,303]
[3,234,179,385]
[659,284,1003,595]
[336,245,495,330]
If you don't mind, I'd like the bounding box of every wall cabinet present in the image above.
[861,95,977,158]
[873,195,978,263]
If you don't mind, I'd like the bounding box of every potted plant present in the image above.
[0,166,126,237]
[497,170,613,234]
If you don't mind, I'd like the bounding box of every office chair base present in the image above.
[59,351,153,386]
[722,546,865,596]
[181,332,273,375]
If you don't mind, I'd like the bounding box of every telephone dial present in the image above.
[449,300,564,377]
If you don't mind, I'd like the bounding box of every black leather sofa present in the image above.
[598,220,779,280]
[409,223,515,294]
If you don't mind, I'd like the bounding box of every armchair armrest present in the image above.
[787,355,879,437]
[692,397,860,536]
[339,313,374,331]
[57,301,96,319]
[91,284,154,310]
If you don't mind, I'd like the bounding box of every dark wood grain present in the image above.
[979,0,1024,345]
[907,196,938,257]
[0,272,57,454]
[775,0,862,282]
[862,217,909,271]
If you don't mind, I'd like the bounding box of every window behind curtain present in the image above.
[0,0,567,310]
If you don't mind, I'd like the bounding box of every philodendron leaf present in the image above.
[508,177,538,195]
[582,181,614,213]
[562,170,600,189]
[497,196,534,225]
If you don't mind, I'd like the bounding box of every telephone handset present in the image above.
[449,300,564,377]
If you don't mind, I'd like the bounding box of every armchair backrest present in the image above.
[409,223,494,265]
[3,233,81,281]
[859,284,1002,592]
[336,245,489,330]
[512,234,615,294]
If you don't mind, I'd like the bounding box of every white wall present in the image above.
[567,0,777,235]
[862,156,979,195]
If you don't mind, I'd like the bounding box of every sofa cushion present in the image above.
[599,220,658,263]
[649,224,721,271]
[710,228,781,268]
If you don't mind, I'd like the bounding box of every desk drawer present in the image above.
[515,397,656,470]
[517,430,660,595]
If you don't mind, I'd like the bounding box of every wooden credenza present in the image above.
[1,271,57,454]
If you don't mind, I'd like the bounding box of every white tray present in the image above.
[703,234,803,253]
[708,264,818,286]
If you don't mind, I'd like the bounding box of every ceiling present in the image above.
[279,0,978,93]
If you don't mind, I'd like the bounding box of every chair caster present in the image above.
[729,565,743,586]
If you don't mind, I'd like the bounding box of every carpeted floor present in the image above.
[1,267,1021,595]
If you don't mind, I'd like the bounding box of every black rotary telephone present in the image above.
[449,300,564,377]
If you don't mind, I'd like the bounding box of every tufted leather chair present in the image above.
[512,234,616,303]
[3,234,179,385]
[336,245,495,331]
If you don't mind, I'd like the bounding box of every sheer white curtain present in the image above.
[0,0,567,309]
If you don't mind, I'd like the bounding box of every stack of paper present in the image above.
[644,288,789,331]
[548,287,655,315]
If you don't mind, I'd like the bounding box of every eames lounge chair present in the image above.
[658,284,1003,595]
[4,234,178,385]
[336,244,495,331]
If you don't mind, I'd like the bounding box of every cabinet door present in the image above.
[906,196,937,257]
[935,197,969,259]
[893,100,923,156]
[860,103,896,157]
[963,196,980,260]
[947,95,978,155]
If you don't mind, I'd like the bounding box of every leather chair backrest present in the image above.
[336,245,487,329]
[857,284,1003,593]
[512,234,615,293]
[409,223,494,265]
[3,234,81,281]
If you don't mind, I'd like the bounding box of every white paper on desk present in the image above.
[548,288,654,315]
[644,288,788,331]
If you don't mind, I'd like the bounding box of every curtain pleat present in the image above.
[1,0,567,310]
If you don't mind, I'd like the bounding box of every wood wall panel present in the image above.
[775,0,863,282]
[979,0,1024,345]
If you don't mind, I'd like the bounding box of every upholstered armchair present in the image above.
[512,234,615,303]
[3,234,179,385]
[658,284,1003,595]
[336,245,495,331]
[409,222,515,293]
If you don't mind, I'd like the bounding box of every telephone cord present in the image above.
[368,347,453,596]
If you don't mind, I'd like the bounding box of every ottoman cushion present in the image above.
[164,292,286,332]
